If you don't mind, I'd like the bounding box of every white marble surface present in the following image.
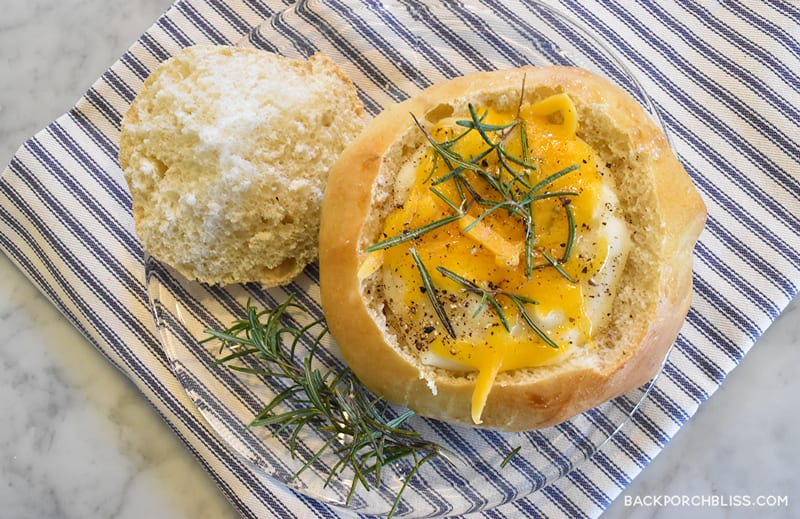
[0,1,237,518]
[0,1,797,518]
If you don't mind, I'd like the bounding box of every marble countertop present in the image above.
[0,1,797,518]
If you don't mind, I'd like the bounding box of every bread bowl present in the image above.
[319,65,706,432]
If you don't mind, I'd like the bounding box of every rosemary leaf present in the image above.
[525,202,535,279]
[367,213,463,252]
[429,186,462,213]
[524,164,580,198]
[435,266,512,333]
[210,347,260,365]
[519,118,529,163]
[464,199,528,233]
[496,146,533,191]
[389,451,438,518]
[469,103,503,147]
[542,251,578,283]
[562,200,576,263]
[487,294,512,332]
[501,446,522,468]
[508,295,559,349]
[521,190,578,204]
[455,110,516,132]
[410,248,456,338]
[422,151,439,184]
[501,149,539,173]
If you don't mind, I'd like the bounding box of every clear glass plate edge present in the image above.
[142,1,675,516]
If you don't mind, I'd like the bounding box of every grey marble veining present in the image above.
[1,1,237,518]
[0,255,238,518]
[0,1,797,518]
[603,297,799,519]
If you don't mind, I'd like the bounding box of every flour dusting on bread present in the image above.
[119,45,367,286]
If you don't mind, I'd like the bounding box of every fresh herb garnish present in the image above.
[202,297,454,517]
[370,93,582,346]
[410,248,456,339]
[367,213,463,252]
[436,266,558,349]
[500,446,522,469]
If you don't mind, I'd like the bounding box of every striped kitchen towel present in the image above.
[0,1,797,518]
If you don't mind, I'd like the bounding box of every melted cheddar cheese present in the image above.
[370,93,630,424]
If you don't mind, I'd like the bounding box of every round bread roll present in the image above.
[120,45,366,286]
[319,66,706,432]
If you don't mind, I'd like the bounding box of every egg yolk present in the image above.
[373,93,609,424]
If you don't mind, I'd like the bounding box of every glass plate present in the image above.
[146,1,667,516]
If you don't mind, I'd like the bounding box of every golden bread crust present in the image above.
[319,66,706,431]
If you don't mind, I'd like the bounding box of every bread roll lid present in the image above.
[119,46,366,286]
[320,66,706,432]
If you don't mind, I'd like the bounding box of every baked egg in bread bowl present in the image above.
[319,66,706,432]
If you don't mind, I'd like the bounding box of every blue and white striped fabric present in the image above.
[1,1,798,517]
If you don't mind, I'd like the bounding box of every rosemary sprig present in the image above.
[367,213,463,252]
[435,266,557,349]
[202,297,454,517]
[506,292,559,349]
[520,164,580,203]
[467,103,516,147]
[372,94,583,345]
[436,266,512,331]
[397,113,580,267]
[410,248,456,338]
